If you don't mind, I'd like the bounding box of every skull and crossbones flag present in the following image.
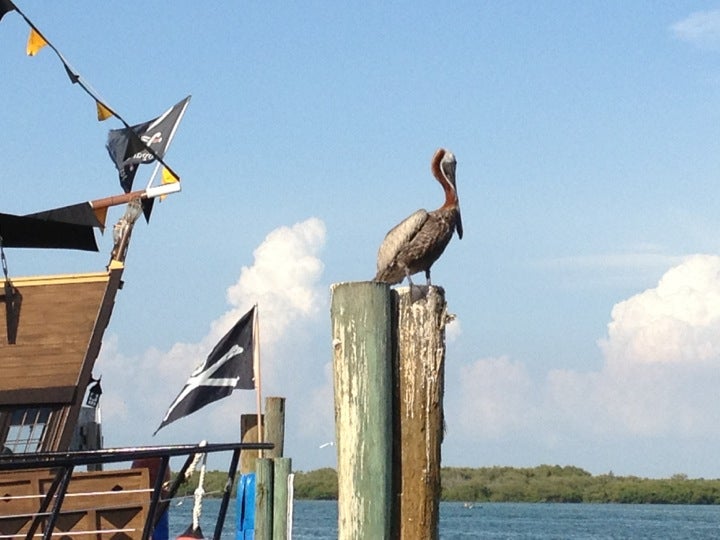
[106,96,190,193]
[155,306,256,434]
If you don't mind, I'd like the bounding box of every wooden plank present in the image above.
[0,468,149,538]
[0,266,124,451]
[0,386,76,406]
[0,276,109,394]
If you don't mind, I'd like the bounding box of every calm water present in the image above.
[169,499,720,539]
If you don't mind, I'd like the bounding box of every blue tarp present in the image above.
[236,473,256,540]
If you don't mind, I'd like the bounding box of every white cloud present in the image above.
[447,254,720,473]
[587,255,720,436]
[97,235,720,476]
[600,254,720,366]
[671,9,720,49]
[95,218,332,468]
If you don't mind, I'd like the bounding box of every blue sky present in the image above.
[4,2,720,478]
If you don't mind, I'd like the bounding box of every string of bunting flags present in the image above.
[0,0,189,221]
[1,2,266,440]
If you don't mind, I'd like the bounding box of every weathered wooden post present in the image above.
[240,414,263,474]
[393,286,447,540]
[331,281,394,540]
[255,457,274,540]
[265,397,286,459]
[272,457,292,540]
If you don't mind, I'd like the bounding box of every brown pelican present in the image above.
[374,148,463,286]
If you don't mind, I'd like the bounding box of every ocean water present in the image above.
[168,499,720,539]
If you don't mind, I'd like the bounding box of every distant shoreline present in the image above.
[291,465,720,504]
[174,465,720,504]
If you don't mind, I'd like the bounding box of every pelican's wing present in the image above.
[376,209,428,272]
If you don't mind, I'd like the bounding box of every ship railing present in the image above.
[0,441,273,540]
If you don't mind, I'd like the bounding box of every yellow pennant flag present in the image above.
[96,101,113,121]
[26,28,47,56]
[93,207,108,231]
[160,167,179,201]
[162,167,179,185]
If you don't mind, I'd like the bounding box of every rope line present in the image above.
[192,441,208,532]
[0,493,172,522]
[0,526,135,539]
[1,487,153,501]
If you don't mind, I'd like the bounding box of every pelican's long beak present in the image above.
[456,207,463,239]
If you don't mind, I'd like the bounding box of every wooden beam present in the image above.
[0,386,75,406]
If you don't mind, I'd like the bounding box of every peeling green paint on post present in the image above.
[331,281,394,540]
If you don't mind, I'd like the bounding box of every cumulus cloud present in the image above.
[447,255,720,473]
[600,255,720,366]
[224,218,326,339]
[671,9,720,49]
[586,254,720,436]
[95,218,332,467]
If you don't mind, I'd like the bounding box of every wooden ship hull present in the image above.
[0,205,271,539]
[0,253,139,538]
[0,265,123,453]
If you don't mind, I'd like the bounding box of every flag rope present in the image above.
[5,1,182,183]
[192,442,208,533]
[254,304,264,456]
[0,236,8,280]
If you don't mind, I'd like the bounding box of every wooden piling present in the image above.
[265,397,286,459]
[255,457,274,540]
[331,281,394,540]
[240,414,263,474]
[393,286,447,540]
[272,457,292,540]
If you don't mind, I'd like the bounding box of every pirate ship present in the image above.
[0,4,272,538]
[0,190,271,540]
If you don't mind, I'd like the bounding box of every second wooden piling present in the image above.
[393,286,447,540]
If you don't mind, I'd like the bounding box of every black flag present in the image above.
[0,211,98,251]
[106,96,190,193]
[0,0,16,22]
[155,306,256,434]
